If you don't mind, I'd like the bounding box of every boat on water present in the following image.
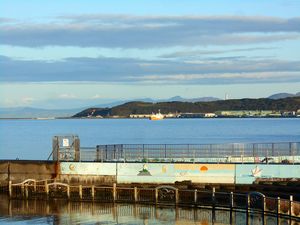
[150,110,164,120]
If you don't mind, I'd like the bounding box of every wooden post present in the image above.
[155,188,158,204]
[175,189,179,205]
[79,185,82,200]
[290,195,293,217]
[113,183,116,202]
[91,185,95,200]
[194,189,197,204]
[277,197,281,215]
[134,187,138,202]
[25,183,28,199]
[8,181,12,198]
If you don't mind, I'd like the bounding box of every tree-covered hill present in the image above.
[72,97,300,118]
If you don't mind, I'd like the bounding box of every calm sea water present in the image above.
[0,118,300,160]
[1,118,300,224]
[0,195,296,225]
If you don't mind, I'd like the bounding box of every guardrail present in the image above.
[6,179,300,219]
[57,142,300,163]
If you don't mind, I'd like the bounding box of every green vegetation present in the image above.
[72,97,300,118]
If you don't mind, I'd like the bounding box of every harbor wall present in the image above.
[0,161,57,185]
[1,161,300,185]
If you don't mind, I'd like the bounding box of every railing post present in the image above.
[91,185,95,200]
[79,185,82,200]
[155,188,158,204]
[212,187,215,208]
[33,180,36,192]
[263,196,266,216]
[21,183,24,197]
[45,181,49,196]
[134,187,138,202]
[247,194,250,214]
[96,145,100,161]
[142,144,145,159]
[67,185,70,199]
[123,147,126,163]
[277,197,281,215]
[25,183,28,199]
[194,189,197,204]
[230,192,234,209]
[8,181,12,198]
[290,195,293,217]
[113,183,116,202]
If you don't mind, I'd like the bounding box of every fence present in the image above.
[7,179,300,219]
[59,142,300,163]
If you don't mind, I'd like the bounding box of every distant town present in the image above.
[128,110,300,119]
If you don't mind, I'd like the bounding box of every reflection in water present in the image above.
[0,195,298,225]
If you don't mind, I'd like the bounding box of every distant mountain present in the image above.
[268,92,300,99]
[0,96,220,118]
[73,96,300,118]
[92,96,220,107]
[0,107,82,118]
[166,96,220,102]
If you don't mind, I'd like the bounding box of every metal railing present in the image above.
[59,142,300,163]
[7,179,300,218]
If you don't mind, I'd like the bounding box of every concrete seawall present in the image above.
[1,160,300,187]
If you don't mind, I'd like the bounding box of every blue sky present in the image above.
[1,0,300,109]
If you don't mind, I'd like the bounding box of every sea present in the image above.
[0,118,300,224]
[0,118,300,160]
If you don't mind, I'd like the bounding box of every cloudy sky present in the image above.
[1,0,300,109]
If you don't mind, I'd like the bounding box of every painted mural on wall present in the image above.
[60,162,116,175]
[117,163,235,184]
[235,164,300,184]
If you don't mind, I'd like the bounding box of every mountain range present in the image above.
[0,93,299,118]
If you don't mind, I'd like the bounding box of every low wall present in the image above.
[0,161,57,184]
[236,164,300,184]
[1,161,300,186]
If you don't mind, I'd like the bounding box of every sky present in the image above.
[1,0,300,109]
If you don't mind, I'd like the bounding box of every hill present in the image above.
[72,96,300,118]
[268,92,300,99]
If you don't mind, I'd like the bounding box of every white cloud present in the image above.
[127,71,300,84]
[58,93,77,99]
[91,94,103,99]
[1,15,300,48]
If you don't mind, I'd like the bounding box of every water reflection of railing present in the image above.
[1,197,299,225]
[6,180,300,219]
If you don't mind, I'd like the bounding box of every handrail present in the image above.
[7,180,300,218]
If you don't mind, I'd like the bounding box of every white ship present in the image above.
[150,110,164,120]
